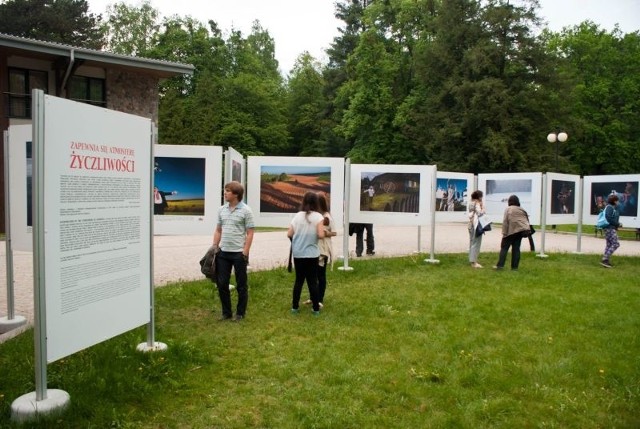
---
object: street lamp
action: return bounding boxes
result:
[546,131,568,232]
[547,131,568,172]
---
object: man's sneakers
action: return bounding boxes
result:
[600,259,613,268]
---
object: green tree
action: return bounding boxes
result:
[326,0,372,69]
[400,0,552,173]
[209,23,288,155]
[334,0,439,163]
[153,17,228,145]
[320,0,373,158]
[214,70,289,155]
[285,53,326,156]
[546,23,640,175]
[337,29,406,163]
[101,0,159,56]
[0,0,104,48]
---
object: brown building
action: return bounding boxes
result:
[0,33,194,232]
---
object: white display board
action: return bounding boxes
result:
[225,146,245,187]
[247,156,345,228]
[435,171,475,223]
[348,164,435,225]
[583,174,639,228]
[545,173,581,225]
[153,144,222,235]
[39,95,152,362]
[477,172,543,225]
[7,125,32,251]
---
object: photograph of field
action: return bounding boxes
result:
[162,198,205,215]
[154,156,206,216]
[260,165,331,213]
[359,172,420,213]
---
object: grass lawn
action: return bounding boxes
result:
[1,252,639,428]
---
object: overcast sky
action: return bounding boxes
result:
[87,0,640,74]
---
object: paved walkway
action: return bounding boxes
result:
[1,223,638,342]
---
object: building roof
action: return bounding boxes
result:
[0,33,194,78]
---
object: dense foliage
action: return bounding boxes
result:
[0,0,104,48]
[2,0,639,174]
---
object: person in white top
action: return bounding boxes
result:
[287,192,326,315]
[467,190,485,268]
[304,192,336,309]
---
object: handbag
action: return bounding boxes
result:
[521,211,535,237]
[596,208,610,229]
[475,222,488,237]
[521,225,535,237]
[478,214,492,231]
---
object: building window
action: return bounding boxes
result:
[8,68,47,118]
[68,76,106,107]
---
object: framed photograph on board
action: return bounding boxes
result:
[435,172,474,223]
[348,164,434,225]
[583,174,639,228]
[7,124,33,251]
[247,156,345,228]
[225,146,245,186]
[153,144,223,235]
[546,173,580,225]
[477,172,543,225]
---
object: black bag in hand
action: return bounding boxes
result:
[199,245,219,282]
[521,225,535,237]
[475,220,491,237]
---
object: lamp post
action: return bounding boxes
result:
[547,131,568,172]
[546,131,568,232]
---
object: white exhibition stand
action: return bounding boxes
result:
[11,390,70,423]
[0,131,27,334]
[137,129,167,353]
[11,92,70,420]
[11,91,165,422]
[338,159,354,271]
[574,178,585,254]
[536,174,550,258]
[424,167,440,264]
